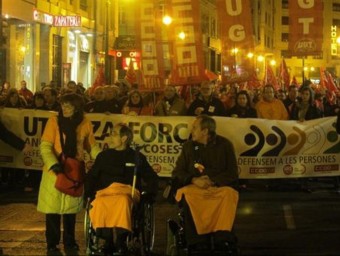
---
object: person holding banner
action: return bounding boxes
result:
[187,81,226,116]
[37,93,101,254]
[172,114,239,251]
[290,86,322,121]
[255,84,289,120]
[154,85,187,116]
[226,90,257,118]
[84,123,158,254]
[122,89,153,116]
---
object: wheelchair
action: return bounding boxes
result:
[84,191,155,256]
[165,210,239,256]
[164,179,239,256]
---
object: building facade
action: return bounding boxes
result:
[2,0,340,92]
[1,0,112,92]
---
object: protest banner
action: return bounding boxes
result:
[0,108,339,178]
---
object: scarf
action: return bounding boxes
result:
[58,111,83,158]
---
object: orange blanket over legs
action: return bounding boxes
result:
[89,183,140,231]
[175,185,239,235]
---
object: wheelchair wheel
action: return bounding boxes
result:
[84,199,100,255]
[84,199,92,250]
[141,202,155,254]
[165,219,187,256]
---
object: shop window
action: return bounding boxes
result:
[52,35,62,87]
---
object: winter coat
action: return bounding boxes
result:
[290,103,322,121]
[37,115,100,214]
[226,105,257,118]
[255,99,289,120]
[187,95,226,116]
[172,135,239,189]
[154,96,187,116]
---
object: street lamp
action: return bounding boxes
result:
[162,15,172,25]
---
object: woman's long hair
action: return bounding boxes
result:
[127,90,144,108]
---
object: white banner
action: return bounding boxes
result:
[0,109,339,179]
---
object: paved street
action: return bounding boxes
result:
[1,178,340,255]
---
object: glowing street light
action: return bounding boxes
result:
[247,52,254,58]
[257,55,264,62]
[231,48,239,55]
[270,60,276,66]
[178,31,186,40]
[162,15,172,25]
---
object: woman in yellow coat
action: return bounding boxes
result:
[37,93,100,254]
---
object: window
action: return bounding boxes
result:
[281,33,289,42]
[282,16,289,25]
[333,3,340,12]
[80,0,87,11]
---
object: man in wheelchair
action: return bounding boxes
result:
[171,115,239,254]
[84,123,158,255]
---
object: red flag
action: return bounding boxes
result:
[320,68,338,105]
[216,0,254,84]
[291,76,298,86]
[264,63,279,91]
[204,69,218,81]
[319,67,328,91]
[164,0,205,85]
[247,72,262,90]
[288,0,323,56]
[279,58,290,91]
[90,66,105,96]
[125,61,137,85]
[326,72,339,93]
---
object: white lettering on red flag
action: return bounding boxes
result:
[165,0,205,85]
[216,0,255,84]
[288,0,323,56]
[137,1,165,91]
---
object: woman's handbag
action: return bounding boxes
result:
[54,154,85,197]
[54,124,85,197]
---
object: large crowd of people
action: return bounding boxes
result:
[0,77,339,255]
[0,78,339,190]
[0,78,339,119]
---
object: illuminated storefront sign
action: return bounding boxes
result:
[33,9,53,25]
[108,50,141,69]
[33,9,81,27]
[330,26,337,56]
[54,16,81,27]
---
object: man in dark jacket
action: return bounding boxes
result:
[172,115,239,251]
[187,81,226,116]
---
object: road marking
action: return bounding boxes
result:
[283,204,296,230]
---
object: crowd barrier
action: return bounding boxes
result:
[0,108,339,178]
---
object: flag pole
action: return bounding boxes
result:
[302,56,305,85]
